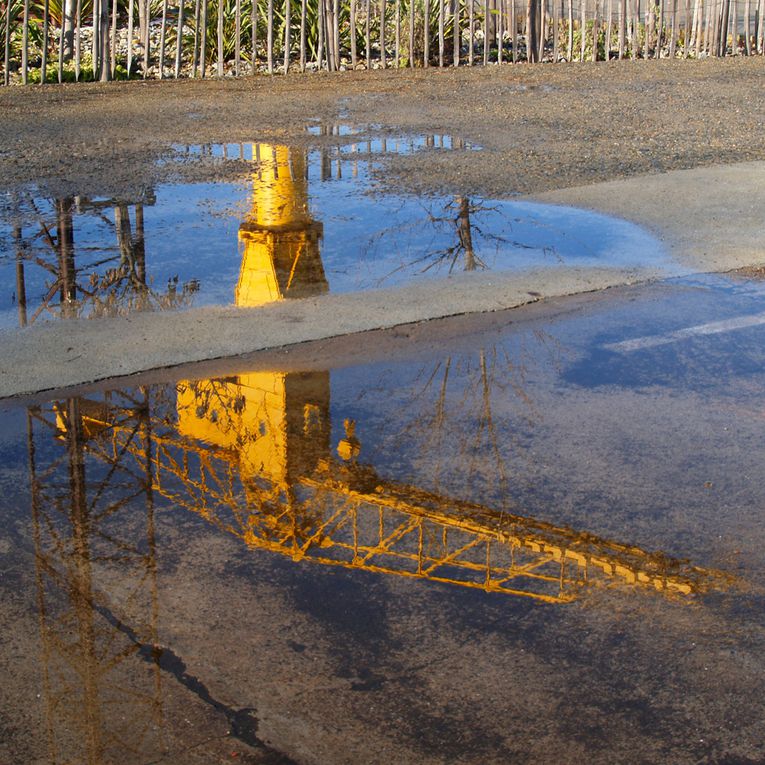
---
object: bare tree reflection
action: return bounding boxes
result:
[365,194,559,286]
[5,193,199,326]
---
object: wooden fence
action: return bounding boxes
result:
[2,0,764,84]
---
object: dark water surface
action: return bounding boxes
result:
[2,274,765,763]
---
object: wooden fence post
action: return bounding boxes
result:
[3,0,10,85]
[176,0,185,76]
[284,0,291,71]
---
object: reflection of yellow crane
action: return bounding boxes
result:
[236,144,327,306]
[156,399,726,603]
[161,143,728,603]
[58,384,728,606]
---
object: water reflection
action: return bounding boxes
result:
[238,144,327,305]
[29,394,164,764]
[32,377,724,607]
[21,335,732,761]
[1,135,668,328]
[4,193,199,327]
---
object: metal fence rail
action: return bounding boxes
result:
[2,0,764,84]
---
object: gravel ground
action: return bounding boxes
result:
[1,57,764,200]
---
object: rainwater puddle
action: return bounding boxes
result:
[0,130,668,330]
[3,281,765,762]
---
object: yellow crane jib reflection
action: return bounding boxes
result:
[59,375,729,605]
[237,144,327,307]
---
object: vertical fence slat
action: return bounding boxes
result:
[325,0,332,70]
[424,0,430,65]
[364,0,370,67]
[670,0,678,55]
[381,0,387,67]
[235,0,241,74]
[250,0,257,70]
[111,0,118,74]
[454,0,462,64]
[74,0,81,78]
[93,0,99,74]
[438,0,444,64]
[160,0,169,77]
[141,0,149,76]
[482,0,490,66]
[301,0,308,69]
[718,0,726,55]
[284,0,291,71]
[349,0,356,68]
[693,0,700,54]
[469,0,475,63]
[21,0,28,84]
[657,0,664,58]
[538,0,545,60]
[102,0,111,79]
[200,0,207,75]
[497,0,504,61]
[645,0,652,58]
[714,0,728,56]
[317,0,324,67]
[553,0,560,59]
[632,0,639,58]
[510,0,516,64]
[175,0,185,76]
[395,0,401,65]
[58,0,66,81]
[3,0,10,85]
[41,0,49,81]
[191,0,200,74]
[605,0,612,58]
[267,0,273,71]
[333,0,339,69]
[567,0,573,58]
[325,0,331,67]
[217,0,224,74]
[127,0,135,75]
[409,0,415,66]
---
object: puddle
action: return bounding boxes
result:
[4,286,765,763]
[0,131,668,330]
[565,273,765,391]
